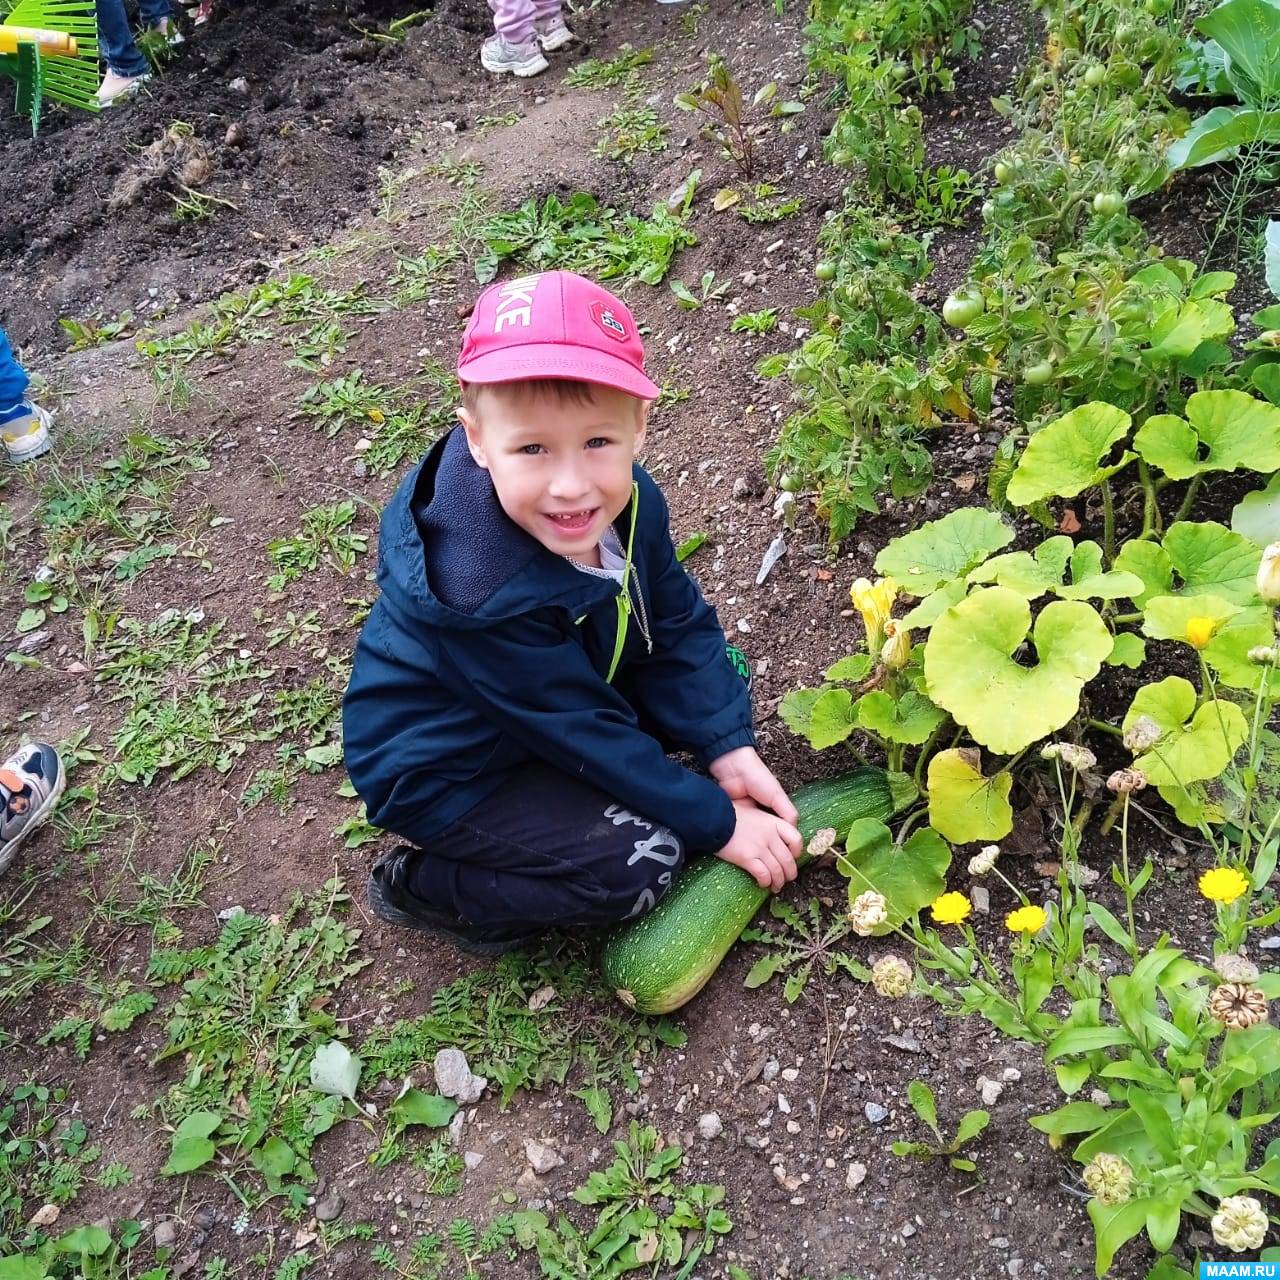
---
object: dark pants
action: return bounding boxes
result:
[96,0,172,76]
[402,762,686,931]
[0,329,29,410]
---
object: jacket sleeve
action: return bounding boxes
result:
[433,611,738,852]
[624,481,756,767]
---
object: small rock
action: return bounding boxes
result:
[900,1221,917,1238]
[1259,935,1280,950]
[1000,1067,1021,1083]
[154,1220,178,1248]
[17,630,51,654]
[978,1076,1004,1106]
[846,1161,867,1190]
[434,1048,488,1104]
[732,476,753,500]
[761,1059,780,1081]
[864,1102,888,1124]
[697,1112,723,1140]
[228,76,249,93]
[524,1138,564,1175]
[971,885,990,915]
[448,1111,465,1146]
[224,121,247,147]
[463,1151,485,1170]
[314,1190,344,1223]
[883,1034,920,1053]
[28,1204,60,1228]
[737,618,752,634]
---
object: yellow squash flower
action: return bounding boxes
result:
[1198,866,1250,904]
[1185,616,1219,650]
[881,621,912,671]
[1005,904,1048,934]
[850,577,898,639]
[930,891,972,926]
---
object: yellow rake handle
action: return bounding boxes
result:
[0,25,80,57]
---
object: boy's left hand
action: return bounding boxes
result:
[709,747,799,829]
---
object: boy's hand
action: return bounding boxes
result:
[709,746,800,827]
[716,799,801,892]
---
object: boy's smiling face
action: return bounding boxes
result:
[458,381,648,561]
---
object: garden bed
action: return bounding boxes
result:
[0,0,1276,1275]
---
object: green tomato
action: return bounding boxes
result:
[778,471,802,492]
[981,199,996,220]
[993,161,1012,184]
[942,292,985,328]
[1093,191,1126,216]
[1022,359,1055,386]
[1083,63,1106,87]
[814,260,837,282]
[889,62,909,82]
[832,148,854,167]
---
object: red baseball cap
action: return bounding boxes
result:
[457,271,661,400]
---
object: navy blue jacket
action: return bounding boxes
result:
[342,426,755,852]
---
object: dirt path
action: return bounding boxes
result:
[0,1,1160,1276]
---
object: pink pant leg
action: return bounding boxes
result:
[487,0,537,44]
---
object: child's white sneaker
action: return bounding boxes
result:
[480,34,549,77]
[0,401,53,464]
[534,15,575,51]
[96,68,152,105]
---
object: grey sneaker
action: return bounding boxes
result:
[480,34,549,77]
[0,742,65,876]
[534,15,575,51]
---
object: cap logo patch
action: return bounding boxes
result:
[493,274,542,332]
[591,300,628,342]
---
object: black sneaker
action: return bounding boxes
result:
[367,847,541,958]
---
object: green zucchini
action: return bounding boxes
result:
[602,767,917,1014]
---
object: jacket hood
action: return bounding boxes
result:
[375,426,624,631]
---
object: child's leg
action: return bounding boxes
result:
[397,762,687,932]
[486,0,537,46]
[95,0,151,75]
[530,0,564,26]
[0,329,29,411]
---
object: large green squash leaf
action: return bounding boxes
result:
[1006,403,1134,507]
[1204,604,1279,690]
[1141,592,1242,641]
[970,537,1143,601]
[857,689,947,745]
[874,508,1013,596]
[1123,676,1247,786]
[923,587,1113,755]
[1231,472,1280,545]
[839,819,951,930]
[926,747,1013,843]
[1133,389,1280,479]
[1114,521,1262,607]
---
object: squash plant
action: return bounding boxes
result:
[782,500,1278,851]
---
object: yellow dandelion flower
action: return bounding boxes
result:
[1005,904,1048,934]
[1198,866,1250,904]
[930,891,972,926]
[1185,616,1219,650]
[367,407,386,424]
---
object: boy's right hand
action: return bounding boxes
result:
[716,799,801,892]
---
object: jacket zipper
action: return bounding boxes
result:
[569,545,653,654]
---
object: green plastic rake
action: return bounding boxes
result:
[0,0,99,132]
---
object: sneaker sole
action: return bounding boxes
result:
[0,754,66,877]
[366,872,535,957]
[480,48,549,75]
[537,30,574,50]
[5,435,53,465]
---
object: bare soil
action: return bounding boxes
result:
[0,0,1254,1276]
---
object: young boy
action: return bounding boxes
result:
[344,271,801,956]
